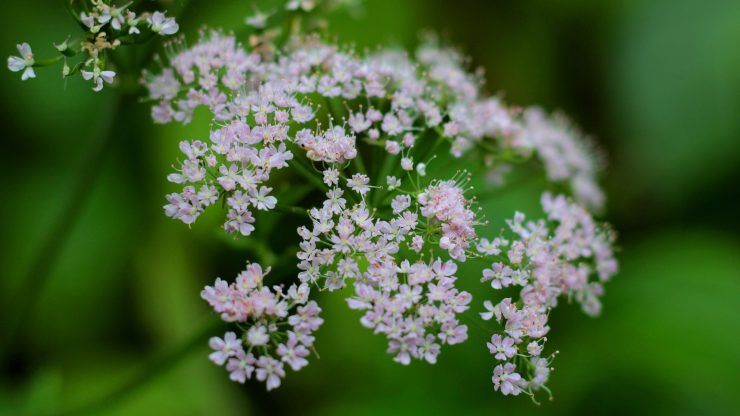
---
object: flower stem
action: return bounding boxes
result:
[273,205,310,217]
[288,157,328,192]
[33,55,64,67]
[0,95,123,361]
[51,317,222,416]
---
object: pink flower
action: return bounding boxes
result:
[255,356,285,391]
[492,363,523,396]
[226,349,255,383]
[347,173,370,195]
[277,333,310,371]
[208,332,243,365]
[487,334,517,360]
[388,335,418,365]
[249,186,277,210]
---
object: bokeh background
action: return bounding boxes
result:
[1,0,739,415]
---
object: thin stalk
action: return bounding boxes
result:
[0,0,195,362]
[352,148,367,175]
[371,152,397,206]
[289,158,328,192]
[33,55,64,67]
[272,205,310,217]
[52,317,222,416]
[0,96,122,360]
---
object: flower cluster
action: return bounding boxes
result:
[202,262,323,390]
[147,34,604,205]
[163,117,293,235]
[145,32,261,123]
[347,258,471,365]
[513,109,604,210]
[294,174,478,364]
[148,27,617,397]
[418,179,477,261]
[8,0,619,401]
[478,192,617,397]
[6,1,177,91]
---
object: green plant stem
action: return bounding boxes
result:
[33,55,64,67]
[352,147,368,175]
[0,0,195,363]
[52,317,222,416]
[273,205,310,217]
[289,158,328,192]
[0,96,122,361]
[371,152,398,206]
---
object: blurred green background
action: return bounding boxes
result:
[1,0,739,415]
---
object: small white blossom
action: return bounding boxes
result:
[148,11,179,35]
[81,67,116,92]
[7,43,35,81]
[416,163,427,177]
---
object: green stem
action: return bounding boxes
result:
[33,55,64,67]
[289,158,328,192]
[0,0,195,362]
[352,149,367,175]
[0,95,123,361]
[52,317,222,416]
[272,205,310,217]
[371,152,398,206]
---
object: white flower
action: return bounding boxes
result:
[246,325,270,346]
[286,0,316,12]
[80,12,100,32]
[148,11,178,35]
[347,173,370,195]
[7,43,35,81]
[249,186,277,211]
[401,157,413,171]
[245,10,272,29]
[125,11,141,35]
[480,300,495,321]
[81,67,116,92]
[416,162,427,177]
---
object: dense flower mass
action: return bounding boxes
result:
[141,6,617,399]
[202,262,322,390]
[418,179,477,261]
[163,118,293,234]
[294,178,477,364]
